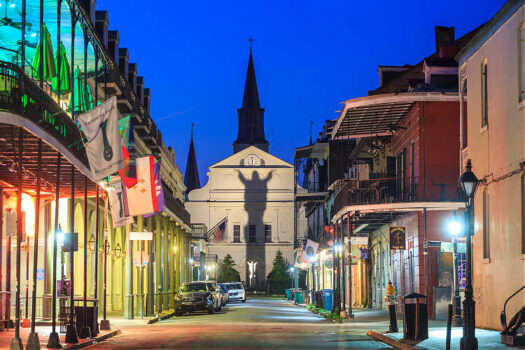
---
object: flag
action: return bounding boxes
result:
[211,220,227,242]
[144,163,165,218]
[118,116,137,188]
[122,155,158,216]
[304,239,319,261]
[77,96,123,180]
[107,176,134,228]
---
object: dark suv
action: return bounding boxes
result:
[174,281,222,316]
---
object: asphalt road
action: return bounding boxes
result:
[89,297,393,349]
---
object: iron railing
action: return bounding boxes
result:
[332,176,463,218]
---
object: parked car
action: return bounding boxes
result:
[174,281,222,316]
[225,282,246,303]
[218,283,229,306]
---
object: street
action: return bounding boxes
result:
[90,297,392,349]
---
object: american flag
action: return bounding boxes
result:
[210,219,227,242]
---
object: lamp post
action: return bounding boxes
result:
[448,216,463,327]
[459,159,479,350]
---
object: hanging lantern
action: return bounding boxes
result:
[113,242,122,258]
[88,234,96,252]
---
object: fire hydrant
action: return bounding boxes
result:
[384,281,398,332]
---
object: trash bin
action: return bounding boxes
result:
[295,289,304,304]
[315,291,324,309]
[403,292,428,341]
[285,289,293,300]
[321,289,333,311]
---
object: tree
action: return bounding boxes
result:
[267,250,292,295]
[267,250,289,281]
[217,254,241,283]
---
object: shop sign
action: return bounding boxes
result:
[129,231,153,241]
[133,251,149,267]
[440,242,466,254]
[389,226,406,250]
[351,236,368,246]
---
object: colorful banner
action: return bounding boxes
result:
[118,116,138,188]
[77,96,123,180]
[107,176,134,228]
[144,163,165,218]
[303,239,319,261]
[122,156,158,216]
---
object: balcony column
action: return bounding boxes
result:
[180,230,186,284]
[162,217,169,308]
[154,215,162,314]
[136,215,144,318]
[172,223,179,291]
[145,218,154,316]
[124,222,134,319]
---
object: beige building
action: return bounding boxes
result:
[457,0,525,330]
[186,146,295,290]
[184,51,296,290]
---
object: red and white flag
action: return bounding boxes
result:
[122,156,158,216]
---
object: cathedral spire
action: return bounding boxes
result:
[184,123,200,195]
[233,39,269,154]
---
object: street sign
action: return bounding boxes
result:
[426,241,442,248]
[129,231,153,241]
[389,227,406,250]
[351,236,368,246]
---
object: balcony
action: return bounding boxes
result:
[162,184,191,226]
[190,223,208,241]
[332,175,465,220]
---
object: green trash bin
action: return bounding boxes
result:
[295,289,304,304]
[285,289,293,300]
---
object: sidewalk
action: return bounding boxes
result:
[0,309,174,350]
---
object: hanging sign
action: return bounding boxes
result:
[77,96,124,181]
[36,268,45,281]
[351,236,368,246]
[107,176,134,228]
[129,231,153,241]
[389,226,406,250]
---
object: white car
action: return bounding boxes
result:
[225,282,246,302]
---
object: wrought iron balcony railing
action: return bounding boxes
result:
[332,176,463,218]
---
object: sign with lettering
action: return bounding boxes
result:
[129,231,153,241]
[389,226,406,250]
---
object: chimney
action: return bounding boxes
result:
[107,30,119,62]
[128,63,137,92]
[136,77,144,105]
[118,48,129,78]
[435,26,455,52]
[95,11,108,47]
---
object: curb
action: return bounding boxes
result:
[64,329,121,350]
[147,311,176,324]
[367,330,421,350]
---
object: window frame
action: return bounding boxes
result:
[481,59,488,128]
[248,225,256,243]
[264,224,272,243]
[233,224,241,243]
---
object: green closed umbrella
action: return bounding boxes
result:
[68,66,93,114]
[51,42,73,95]
[31,23,56,81]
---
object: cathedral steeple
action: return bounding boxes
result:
[233,40,269,154]
[184,123,200,196]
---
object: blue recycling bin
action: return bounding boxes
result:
[321,289,333,311]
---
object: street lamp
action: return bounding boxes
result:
[459,159,479,350]
[88,234,96,253]
[448,216,463,327]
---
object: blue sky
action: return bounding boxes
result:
[97,0,505,186]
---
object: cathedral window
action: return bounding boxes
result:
[264,225,272,242]
[233,225,241,243]
[248,225,257,243]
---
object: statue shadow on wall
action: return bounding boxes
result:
[237,169,273,291]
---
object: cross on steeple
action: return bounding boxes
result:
[248,35,255,53]
[191,122,195,140]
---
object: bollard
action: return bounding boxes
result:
[446,303,453,350]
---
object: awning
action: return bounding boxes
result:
[331,92,459,139]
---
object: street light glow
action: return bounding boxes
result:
[448,220,462,236]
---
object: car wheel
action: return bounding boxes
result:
[208,305,215,314]
[242,298,246,303]
[175,311,182,316]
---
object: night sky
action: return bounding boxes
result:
[97,0,505,186]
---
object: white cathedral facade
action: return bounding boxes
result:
[184,50,295,290]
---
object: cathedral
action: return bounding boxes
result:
[184,49,295,291]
